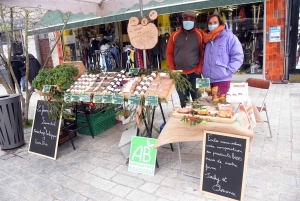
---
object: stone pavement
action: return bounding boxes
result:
[0,83,300,201]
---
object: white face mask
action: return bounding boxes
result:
[208,24,219,31]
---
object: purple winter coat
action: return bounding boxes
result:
[202,25,244,83]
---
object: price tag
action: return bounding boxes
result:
[196,78,210,88]
[128,95,141,106]
[42,85,51,93]
[71,94,81,102]
[128,68,140,76]
[112,94,124,104]
[102,94,113,103]
[81,94,91,102]
[145,95,158,107]
[64,93,71,103]
[93,94,103,103]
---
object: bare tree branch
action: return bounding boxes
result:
[41,11,70,69]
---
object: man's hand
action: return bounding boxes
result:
[195,71,201,75]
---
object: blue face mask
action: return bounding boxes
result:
[183,21,194,31]
[208,24,219,32]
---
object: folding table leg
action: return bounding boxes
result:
[265,106,272,138]
[159,103,174,151]
[177,142,200,179]
[68,129,76,150]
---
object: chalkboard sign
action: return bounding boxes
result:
[81,94,91,102]
[112,94,124,104]
[93,94,103,103]
[28,100,62,160]
[102,94,113,103]
[128,95,141,106]
[128,68,140,75]
[64,93,71,103]
[200,131,249,201]
[42,85,51,93]
[196,78,210,88]
[71,94,81,102]
[145,95,158,107]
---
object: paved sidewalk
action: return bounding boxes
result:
[0,83,299,201]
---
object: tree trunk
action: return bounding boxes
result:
[0,70,13,93]
[23,10,30,126]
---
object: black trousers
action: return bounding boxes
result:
[176,72,202,108]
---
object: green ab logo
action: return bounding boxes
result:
[128,136,157,176]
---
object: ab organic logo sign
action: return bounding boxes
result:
[128,136,157,176]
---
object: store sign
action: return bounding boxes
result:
[64,93,71,103]
[71,94,80,102]
[112,94,124,104]
[42,85,51,93]
[269,26,281,42]
[93,94,103,103]
[102,94,113,103]
[145,95,158,107]
[81,94,91,102]
[200,131,249,201]
[196,78,210,89]
[128,136,157,176]
[128,95,141,106]
[129,68,140,76]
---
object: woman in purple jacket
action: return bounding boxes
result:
[202,14,244,94]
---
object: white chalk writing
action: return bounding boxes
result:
[212,182,236,197]
[205,163,217,171]
[217,146,243,153]
[220,140,241,147]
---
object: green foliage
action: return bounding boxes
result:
[32,65,78,91]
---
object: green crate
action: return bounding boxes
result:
[77,107,114,122]
[76,107,116,136]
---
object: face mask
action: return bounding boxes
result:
[208,24,219,31]
[183,21,194,31]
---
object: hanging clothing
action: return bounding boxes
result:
[109,47,120,67]
[130,50,135,68]
[101,54,107,72]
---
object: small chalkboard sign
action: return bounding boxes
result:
[200,131,249,201]
[93,94,103,103]
[112,94,124,104]
[128,95,141,106]
[145,95,158,107]
[64,93,71,103]
[196,78,210,88]
[81,94,91,102]
[28,100,62,160]
[71,94,81,102]
[128,68,140,75]
[42,85,51,93]
[102,94,113,103]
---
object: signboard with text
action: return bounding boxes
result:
[200,131,249,201]
[28,100,62,160]
[269,26,281,42]
[196,78,210,88]
[128,136,157,176]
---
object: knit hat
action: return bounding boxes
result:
[182,10,197,18]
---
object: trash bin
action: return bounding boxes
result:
[0,94,24,149]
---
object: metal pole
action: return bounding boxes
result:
[139,0,148,69]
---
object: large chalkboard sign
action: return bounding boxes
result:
[28,100,62,160]
[200,131,249,201]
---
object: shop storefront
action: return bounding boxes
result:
[29,0,286,82]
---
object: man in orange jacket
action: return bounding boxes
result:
[167,10,204,108]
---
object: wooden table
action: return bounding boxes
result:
[153,104,263,178]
